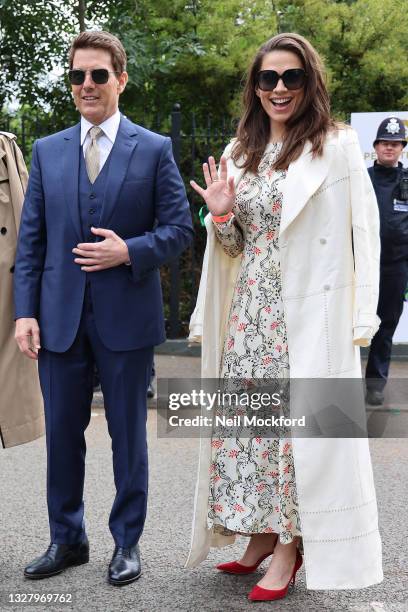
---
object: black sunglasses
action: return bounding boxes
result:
[257,69,307,91]
[68,68,120,85]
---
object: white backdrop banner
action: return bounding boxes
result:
[350,111,408,343]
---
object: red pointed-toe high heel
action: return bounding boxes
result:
[216,550,275,575]
[248,549,303,601]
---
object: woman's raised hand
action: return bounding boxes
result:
[190,156,236,217]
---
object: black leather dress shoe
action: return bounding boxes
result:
[108,544,141,586]
[24,538,89,579]
[366,388,384,406]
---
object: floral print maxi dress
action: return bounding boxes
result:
[207,142,302,544]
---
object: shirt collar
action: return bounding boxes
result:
[80,109,121,145]
[374,160,402,170]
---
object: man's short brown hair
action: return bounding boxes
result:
[68,31,127,74]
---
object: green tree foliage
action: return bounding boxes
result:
[0,0,116,115]
[107,0,408,125]
[1,0,407,123]
[109,0,280,124]
[0,0,68,110]
[276,0,408,118]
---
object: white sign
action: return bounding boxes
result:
[350,111,408,343]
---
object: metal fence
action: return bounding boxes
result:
[0,106,236,338]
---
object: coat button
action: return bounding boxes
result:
[323,284,330,291]
[89,194,96,199]
[1,227,6,235]
[89,208,96,214]
[320,238,327,244]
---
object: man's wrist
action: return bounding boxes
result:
[123,243,131,266]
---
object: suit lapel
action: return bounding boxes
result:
[279,141,332,236]
[62,124,82,241]
[99,116,138,228]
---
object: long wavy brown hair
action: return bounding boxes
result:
[232,33,337,173]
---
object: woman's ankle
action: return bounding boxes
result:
[239,533,277,566]
[272,537,299,559]
[250,533,277,544]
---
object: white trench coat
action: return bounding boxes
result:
[185,127,383,590]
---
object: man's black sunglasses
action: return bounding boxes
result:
[257,68,307,91]
[68,68,120,85]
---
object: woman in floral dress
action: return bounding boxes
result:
[191,36,316,599]
[206,141,302,550]
[190,32,334,601]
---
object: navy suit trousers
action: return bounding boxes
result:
[38,285,154,547]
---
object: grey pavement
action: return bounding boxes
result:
[0,355,407,612]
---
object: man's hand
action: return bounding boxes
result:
[15,318,41,360]
[72,227,130,272]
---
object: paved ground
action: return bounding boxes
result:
[0,355,407,612]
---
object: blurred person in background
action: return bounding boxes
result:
[365,117,408,405]
[0,130,44,449]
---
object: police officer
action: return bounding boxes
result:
[366,116,408,405]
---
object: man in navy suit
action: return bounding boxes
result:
[14,31,193,585]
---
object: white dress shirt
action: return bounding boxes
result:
[80,109,121,169]
[80,109,130,263]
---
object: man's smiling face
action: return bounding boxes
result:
[375,140,404,167]
[71,47,127,125]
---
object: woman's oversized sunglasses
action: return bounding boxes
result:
[257,68,307,91]
[68,69,120,85]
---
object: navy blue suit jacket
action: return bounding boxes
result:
[14,115,193,352]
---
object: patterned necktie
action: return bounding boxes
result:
[85,126,103,184]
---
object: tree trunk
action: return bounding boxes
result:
[78,0,86,31]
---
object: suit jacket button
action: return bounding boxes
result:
[1,227,6,235]
[323,284,330,291]
[320,238,327,244]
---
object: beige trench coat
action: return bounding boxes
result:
[0,132,44,448]
[186,127,383,589]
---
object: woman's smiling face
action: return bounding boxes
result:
[256,50,305,131]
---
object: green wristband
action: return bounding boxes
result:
[199,205,209,227]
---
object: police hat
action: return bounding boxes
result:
[373,116,407,147]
